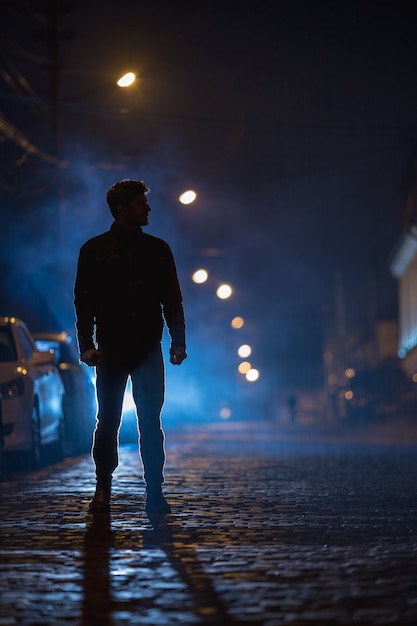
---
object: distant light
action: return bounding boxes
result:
[238,344,251,358]
[238,361,251,374]
[219,407,231,420]
[344,390,354,400]
[179,190,197,205]
[231,316,244,329]
[216,284,233,299]
[345,368,356,379]
[123,380,135,412]
[246,368,259,382]
[117,72,136,87]
[192,269,208,284]
[92,376,135,411]
[413,373,417,383]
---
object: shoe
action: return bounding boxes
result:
[88,485,110,513]
[145,489,171,514]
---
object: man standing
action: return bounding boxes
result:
[74,179,187,514]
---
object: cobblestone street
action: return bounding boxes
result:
[1,421,417,625]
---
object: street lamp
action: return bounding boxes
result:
[246,368,260,382]
[179,190,197,205]
[238,344,252,358]
[238,361,252,374]
[55,69,138,253]
[216,284,233,299]
[192,269,209,284]
[231,316,244,329]
[56,68,138,195]
[117,72,136,87]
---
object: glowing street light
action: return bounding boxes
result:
[246,368,260,382]
[192,268,208,284]
[216,284,233,299]
[238,344,252,358]
[117,72,136,87]
[238,361,252,374]
[231,316,244,329]
[179,190,197,205]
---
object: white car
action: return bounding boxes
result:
[0,316,65,468]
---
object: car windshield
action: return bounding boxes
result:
[35,340,62,362]
[0,326,17,362]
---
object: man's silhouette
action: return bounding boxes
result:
[74,179,186,514]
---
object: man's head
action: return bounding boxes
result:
[106,179,150,219]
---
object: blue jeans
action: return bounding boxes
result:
[93,343,165,487]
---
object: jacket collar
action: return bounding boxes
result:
[110,221,143,240]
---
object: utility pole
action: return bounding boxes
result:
[29,1,74,237]
[28,1,74,329]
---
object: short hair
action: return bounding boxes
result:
[106,179,150,218]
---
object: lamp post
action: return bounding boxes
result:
[50,71,138,330]
[117,72,137,87]
[55,71,138,233]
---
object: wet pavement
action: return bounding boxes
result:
[1,420,417,625]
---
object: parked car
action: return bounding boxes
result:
[33,331,97,455]
[0,316,65,468]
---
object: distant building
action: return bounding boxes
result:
[390,222,417,378]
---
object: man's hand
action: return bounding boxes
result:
[170,346,187,365]
[80,348,100,366]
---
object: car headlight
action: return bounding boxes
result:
[1,377,24,399]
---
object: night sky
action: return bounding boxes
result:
[2,1,417,413]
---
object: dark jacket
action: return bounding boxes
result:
[74,222,186,363]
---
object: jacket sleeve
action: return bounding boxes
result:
[161,244,186,350]
[74,244,97,355]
